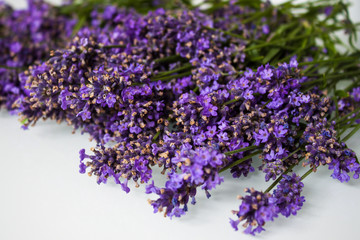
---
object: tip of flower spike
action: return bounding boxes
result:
[229,218,240,231]
[21,125,29,130]
[205,190,211,199]
[79,162,86,174]
[79,148,87,161]
[120,179,130,193]
[231,210,238,215]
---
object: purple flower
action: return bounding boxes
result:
[168,207,186,219]
[262,24,270,34]
[59,89,72,110]
[290,57,298,68]
[254,129,269,144]
[79,149,88,174]
[130,126,142,134]
[208,105,218,116]
[77,108,91,121]
[243,89,254,100]
[147,147,225,218]
[206,126,217,138]
[105,93,116,108]
[218,132,229,142]
[303,120,360,182]
[265,150,276,161]
[229,219,240,231]
[260,68,273,80]
[270,173,305,217]
[301,94,310,103]
[10,42,22,53]
[194,132,207,145]
[351,87,360,102]
[145,181,160,194]
[166,173,185,191]
[274,125,287,138]
[324,6,333,16]
[238,77,249,89]
[244,69,254,78]
[230,188,278,235]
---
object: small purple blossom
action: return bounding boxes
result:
[254,129,269,144]
[260,68,273,80]
[274,125,288,138]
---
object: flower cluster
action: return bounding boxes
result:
[230,188,278,235]
[270,173,305,217]
[17,3,276,142]
[1,0,359,236]
[146,147,225,218]
[230,173,305,235]
[16,3,288,196]
[0,0,75,112]
[303,119,360,182]
[337,86,360,125]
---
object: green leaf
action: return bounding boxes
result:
[72,16,86,37]
[262,48,280,64]
[335,90,350,98]
[21,118,28,125]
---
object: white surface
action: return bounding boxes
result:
[1,110,360,240]
[1,0,360,240]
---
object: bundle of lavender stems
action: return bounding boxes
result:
[1,0,360,235]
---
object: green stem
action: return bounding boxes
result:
[219,150,262,173]
[151,71,192,82]
[223,97,241,106]
[155,63,193,77]
[154,55,183,64]
[264,165,296,193]
[245,33,313,52]
[102,44,126,48]
[224,145,260,156]
[337,110,360,136]
[263,148,303,193]
[333,107,360,123]
[335,109,360,127]
[302,70,360,90]
[341,124,360,142]
[284,148,302,161]
[345,77,360,92]
[242,8,272,24]
[298,56,358,67]
[338,128,347,137]
[300,168,314,181]
[0,65,25,70]
[333,85,339,120]
[307,69,360,80]
[323,70,360,81]
[203,26,247,41]
[152,130,161,141]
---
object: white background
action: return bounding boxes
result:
[1,0,360,240]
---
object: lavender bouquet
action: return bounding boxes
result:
[1,0,360,235]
